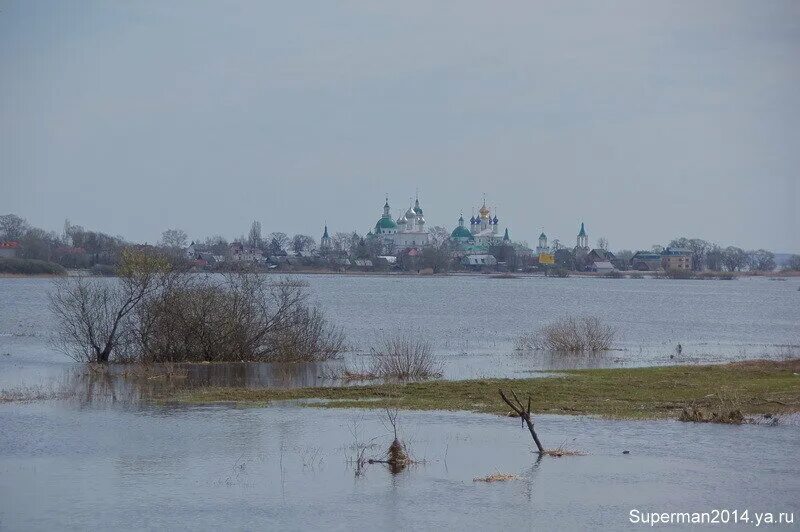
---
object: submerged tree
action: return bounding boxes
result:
[49,249,172,363]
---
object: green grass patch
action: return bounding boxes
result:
[164,359,800,420]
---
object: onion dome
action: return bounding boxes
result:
[417,215,426,225]
[396,215,406,225]
[493,215,498,225]
[451,226,472,239]
[405,206,416,220]
[470,216,476,225]
[539,232,546,239]
[375,217,397,232]
[413,197,423,215]
[479,201,490,219]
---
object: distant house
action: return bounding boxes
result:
[661,247,692,271]
[0,241,20,259]
[353,259,373,268]
[630,251,662,271]
[229,243,265,263]
[591,261,616,274]
[588,248,616,263]
[462,254,498,270]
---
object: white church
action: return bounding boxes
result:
[373,196,430,253]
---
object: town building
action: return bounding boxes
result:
[661,247,693,271]
[630,251,662,271]
[462,254,498,270]
[591,261,616,274]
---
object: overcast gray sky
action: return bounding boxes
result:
[1,1,798,251]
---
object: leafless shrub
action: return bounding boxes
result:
[368,334,441,380]
[135,274,343,363]
[515,316,615,352]
[50,249,343,364]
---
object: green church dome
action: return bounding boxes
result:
[451,226,473,239]
[375,217,397,231]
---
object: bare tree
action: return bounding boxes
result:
[267,232,289,254]
[748,249,776,272]
[49,249,172,363]
[705,244,724,271]
[0,214,29,241]
[159,228,188,250]
[428,226,450,247]
[248,221,263,250]
[291,234,316,255]
[722,246,748,271]
[596,237,608,251]
[331,232,351,255]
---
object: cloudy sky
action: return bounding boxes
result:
[1,1,798,251]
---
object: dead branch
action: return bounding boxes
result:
[499,388,544,454]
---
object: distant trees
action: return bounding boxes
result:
[786,255,800,271]
[554,249,576,270]
[613,250,633,271]
[291,234,316,255]
[722,246,748,272]
[248,221,263,250]
[202,235,230,256]
[428,226,451,248]
[705,245,725,272]
[267,232,289,255]
[159,229,188,250]
[331,232,350,255]
[748,249,776,272]
[596,237,608,251]
[0,214,29,241]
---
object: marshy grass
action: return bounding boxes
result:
[515,316,615,352]
[167,359,800,421]
[367,334,442,380]
[473,472,519,482]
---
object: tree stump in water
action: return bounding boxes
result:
[499,389,545,454]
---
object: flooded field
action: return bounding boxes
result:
[1,402,798,530]
[1,275,798,529]
[1,274,799,388]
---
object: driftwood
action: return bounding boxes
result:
[499,389,545,454]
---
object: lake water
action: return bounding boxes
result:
[1,275,798,530]
[1,274,798,387]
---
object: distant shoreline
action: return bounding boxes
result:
[1,269,798,280]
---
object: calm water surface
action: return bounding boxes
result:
[1,402,798,530]
[1,275,798,387]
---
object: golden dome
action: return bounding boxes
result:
[479,201,490,219]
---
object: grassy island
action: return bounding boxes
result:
[166,359,800,420]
